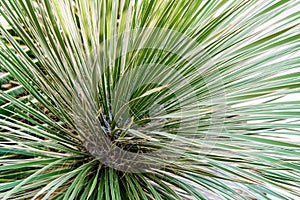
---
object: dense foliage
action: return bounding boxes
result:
[0,0,300,199]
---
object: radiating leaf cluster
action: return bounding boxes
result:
[0,0,300,199]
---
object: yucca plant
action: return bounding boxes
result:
[1,0,300,199]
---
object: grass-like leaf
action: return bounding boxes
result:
[0,0,300,199]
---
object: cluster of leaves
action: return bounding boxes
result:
[0,0,300,199]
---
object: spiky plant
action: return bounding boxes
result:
[1,0,300,199]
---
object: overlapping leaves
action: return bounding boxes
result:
[0,0,300,199]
